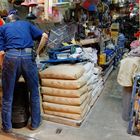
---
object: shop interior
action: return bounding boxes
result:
[0,0,139,139]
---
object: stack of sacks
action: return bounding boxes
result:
[82,62,104,106]
[91,67,104,99]
[40,64,91,121]
[82,48,98,64]
[83,62,94,104]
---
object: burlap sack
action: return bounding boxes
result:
[44,102,89,120]
[41,84,88,98]
[42,96,89,114]
[39,64,85,80]
[41,74,87,89]
[42,92,88,106]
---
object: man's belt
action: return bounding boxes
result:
[7,48,32,53]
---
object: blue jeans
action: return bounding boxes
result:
[1,49,41,130]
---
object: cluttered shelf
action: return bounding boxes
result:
[79,38,99,45]
[100,52,116,67]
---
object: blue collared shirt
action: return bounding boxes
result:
[0,20,43,51]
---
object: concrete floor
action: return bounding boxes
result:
[1,69,140,140]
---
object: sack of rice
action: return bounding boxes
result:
[39,64,85,80]
[44,103,89,120]
[42,92,88,106]
[41,85,88,98]
[41,74,87,89]
[42,96,89,114]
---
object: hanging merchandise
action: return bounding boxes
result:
[97,0,110,27]
[21,0,29,6]
[37,0,44,4]
[129,2,139,18]
[128,31,140,57]
[44,0,53,20]
[21,0,38,19]
[0,0,9,17]
[130,40,140,50]
[35,4,45,23]
[28,0,38,7]
[129,31,140,50]
[129,3,134,13]
[110,23,119,39]
[118,0,126,7]
[51,6,63,23]
[134,31,140,39]
[97,0,105,13]
[81,0,98,12]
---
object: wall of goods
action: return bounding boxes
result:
[0,0,139,127]
[0,0,9,17]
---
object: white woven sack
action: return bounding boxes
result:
[85,68,93,81]
[83,62,93,72]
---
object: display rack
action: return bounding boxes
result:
[100,53,116,75]
[99,38,116,80]
[46,22,77,49]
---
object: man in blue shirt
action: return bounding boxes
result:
[0,14,48,133]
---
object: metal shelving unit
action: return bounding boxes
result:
[47,22,77,49]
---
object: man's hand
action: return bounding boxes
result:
[0,51,5,66]
[36,33,48,55]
